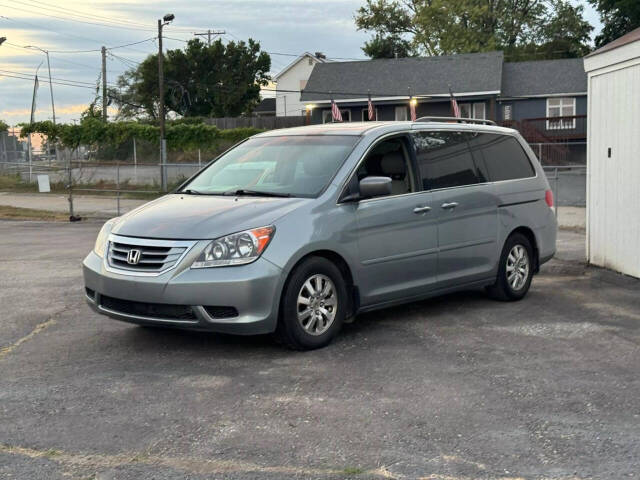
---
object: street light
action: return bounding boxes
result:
[158,13,174,191]
[24,45,56,126]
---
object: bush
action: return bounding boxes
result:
[19,120,263,152]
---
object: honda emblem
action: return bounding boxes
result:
[127,249,141,265]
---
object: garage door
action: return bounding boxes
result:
[588,62,640,277]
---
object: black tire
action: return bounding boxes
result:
[274,257,347,350]
[486,233,534,301]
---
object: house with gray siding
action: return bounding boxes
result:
[300,52,587,163]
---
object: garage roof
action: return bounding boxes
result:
[586,26,640,57]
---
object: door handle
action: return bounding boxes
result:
[441,202,459,210]
[413,206,431,214]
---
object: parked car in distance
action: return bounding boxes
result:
[83,120,557,350]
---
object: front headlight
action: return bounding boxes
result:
[191,226,275,268]
[93,217,120,258]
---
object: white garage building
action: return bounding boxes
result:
[584,27,640,278]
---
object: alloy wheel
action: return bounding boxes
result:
[506,244,530,291]
[296,274,337,336]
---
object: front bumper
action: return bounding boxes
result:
[83,250,284,335]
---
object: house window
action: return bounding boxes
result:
[459,103,472,118]
[459,102,486,119]
[473,103,485,120]
[361,108,378,121]
[503,104,512,121]
[547,97,576,129]
[322,109,351,123]
[395,106,408,121]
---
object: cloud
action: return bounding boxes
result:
[0,0,369,124]
[0,104,88,117]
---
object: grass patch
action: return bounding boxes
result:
[0,174,185,200]
[342,467,364,475]
[0,206,71,221]
[43,448,62,458]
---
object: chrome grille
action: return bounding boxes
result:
[106,235,195,276]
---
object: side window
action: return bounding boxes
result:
[467,133,535,182]
[412,131,481,190]
[355,137,415,196]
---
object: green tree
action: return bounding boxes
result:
[0,119,8,132]
[362,33,412,58]
[355,0,592,59]
[114,38,271,120]
[505,1,594,60]
[589,0,640,47]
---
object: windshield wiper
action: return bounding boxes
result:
[224,189,291,198]
[181,189,225,195]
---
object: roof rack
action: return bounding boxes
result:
[415,116,496,126]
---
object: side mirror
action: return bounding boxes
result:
[359,176,392,199]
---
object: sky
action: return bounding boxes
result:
[0,0,603,126]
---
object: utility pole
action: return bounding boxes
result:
[158,14,174,192]
[194,29,225,46]
[26,46,55,125]
[26,45,57,163]
[101,46,107,121]
[45,50,55,125]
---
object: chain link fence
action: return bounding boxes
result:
[0,133,587,220]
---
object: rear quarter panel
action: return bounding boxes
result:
[494,135,557,266]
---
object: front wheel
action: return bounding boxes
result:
[274,257,347,350]
[487,233,534,301]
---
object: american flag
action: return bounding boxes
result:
[331,99,343,122]
[409,97,417,121]
[449,87,461,118]
[367,94,375,121]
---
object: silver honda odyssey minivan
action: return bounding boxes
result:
[84,120,557,350]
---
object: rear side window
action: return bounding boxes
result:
[412,131,481,190]
[468,133,535,182]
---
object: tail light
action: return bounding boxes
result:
[545,189,554,208]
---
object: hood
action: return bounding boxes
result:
[112,194,310,240]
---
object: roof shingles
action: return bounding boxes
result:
[501,59,587,97]
[301,51,504,101]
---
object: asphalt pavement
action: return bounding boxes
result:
[0,221,638,480]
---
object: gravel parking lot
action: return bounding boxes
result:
[1,221,639,480]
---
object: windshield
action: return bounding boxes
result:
[181,135,359,197]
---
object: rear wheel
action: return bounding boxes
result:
[487,233,534,301]
[274,257,347,350]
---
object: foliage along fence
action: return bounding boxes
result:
[206,116,306,130]
[19,119,263,152]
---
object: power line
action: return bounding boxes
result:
[4,43,99,70]
[15,0,167,31]
[0,12,106,45]
[0,71,96,89]
[4,37,157,54]
[6,1,158,32]
[0,68,118,87]
[0,71,146,112]
[107,38,157,51]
